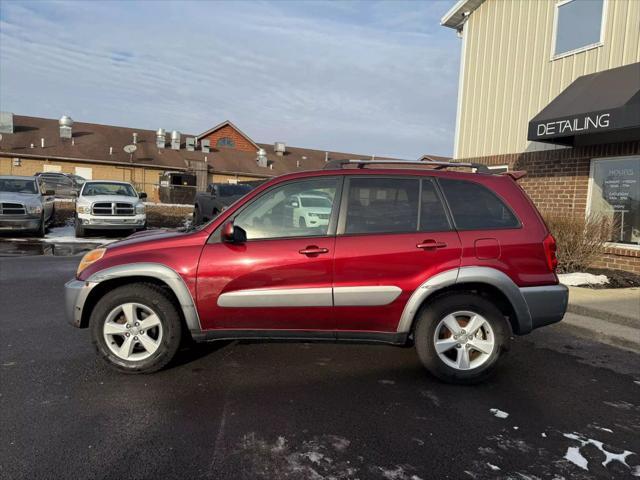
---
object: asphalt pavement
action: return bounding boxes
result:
[1,255,639,480]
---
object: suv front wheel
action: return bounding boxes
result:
[90,283,182,373]
[414,293,510,384]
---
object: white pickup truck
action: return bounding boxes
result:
[75,181,146,237]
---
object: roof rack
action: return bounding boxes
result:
[323,159,492,174]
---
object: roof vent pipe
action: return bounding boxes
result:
[41,138,45,148]
[274,142,286,156]
[133,132,138,144]
[109,146,113,155]
[324,152,329,162]
[257,148,268,168]
[59,115,73,139]
[156,128,166,149]
[170,130,180,150]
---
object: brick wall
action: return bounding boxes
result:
[458,140,640,274]
[201,125,256,153]
[0,156,166,202]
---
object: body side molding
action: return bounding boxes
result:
[333,286,402,306]
[87,262,202,333]
[217,287,333,308]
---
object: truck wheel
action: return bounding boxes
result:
[33,213,46,238]
[193,205,202,225]
[90,283,183,374]
[75,217,85,238]
[414,293,510,384]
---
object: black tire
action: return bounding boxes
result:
[193,205,202,225]
[414,293,510,384]
[90,283,183,374]
[33,213,46,237]
[74,217,85,238]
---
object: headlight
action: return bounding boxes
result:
[135,203,145,214]
[77,248,106,277]
[26,204,42,214]
[76,205,91,214]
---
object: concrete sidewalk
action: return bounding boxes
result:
[561,287,640,353]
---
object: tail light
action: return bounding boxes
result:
[543,233,558,272]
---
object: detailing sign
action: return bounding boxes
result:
[534,113,610,139]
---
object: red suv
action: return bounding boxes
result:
[65,160,568,383]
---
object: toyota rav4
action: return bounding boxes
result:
[65,160,568,383]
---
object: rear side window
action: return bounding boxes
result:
[439,178,520,230]
[345,177,419,234]
[420,179,451,232]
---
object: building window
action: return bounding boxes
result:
[216,137,235,148]
[553,0,605,58]
[588,156,640,246]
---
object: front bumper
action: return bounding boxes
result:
[520,284,569,330]
[77,213,146,230]
[65,279,98,328]
[0,216,41,231]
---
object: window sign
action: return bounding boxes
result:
[589,156,640,245]
[554,0,605,58]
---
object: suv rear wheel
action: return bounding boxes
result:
[414,293,510,384]
[90,283,182,374]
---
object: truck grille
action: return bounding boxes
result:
[0,203,26,215]
[91,202,135,216]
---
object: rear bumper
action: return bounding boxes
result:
[520,284,569,330]
[65,279,98,328]
[0,216,40,230]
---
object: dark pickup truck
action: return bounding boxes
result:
[193,183,255,225]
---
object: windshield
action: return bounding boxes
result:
[82,182,136,197]
[218,184,253,196]
[0,179,38,194]
[301,196,332,208]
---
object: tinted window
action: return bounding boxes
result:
[0,179,38,194]
[218,184,253,196]
[439,179,519,230]
[234,178,338,240]
[345,177,419,234]
[420,179,451,232]
[555,0,604,56]
[82,182,137,197]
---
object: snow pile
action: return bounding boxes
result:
[489,408,509,419]
[558,272,609,287]
[42,226,119,244]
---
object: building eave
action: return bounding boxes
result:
[0,151,188,171]
[441,0,484,29]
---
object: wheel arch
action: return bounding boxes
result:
[80,263,201,336]
[398,267,533,336]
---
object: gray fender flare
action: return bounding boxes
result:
[396,266,533,334]
[87,262,201,333]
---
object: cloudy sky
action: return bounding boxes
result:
[0,0,460,158]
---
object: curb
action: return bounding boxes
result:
[560,312,640,354]
[567,304,638,329]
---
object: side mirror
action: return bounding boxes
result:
[290,201,299,208]
[221,221,247,244]
[139,192,148,199]
[45,190,55,196]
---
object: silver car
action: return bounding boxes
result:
[0,176,55,237]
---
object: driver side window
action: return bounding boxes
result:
[234,178,338,240]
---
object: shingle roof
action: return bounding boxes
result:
[0,115,448,177]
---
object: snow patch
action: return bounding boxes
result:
[43,226,119,244]
[379,379,395,385]
[489,408,509,419]
[563,432,636,473]
[486,463,500,471]
[558,272,608,286]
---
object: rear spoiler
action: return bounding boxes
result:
[500,170,527,181]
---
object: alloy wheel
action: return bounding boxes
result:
[433,310,495,370]
[103,302,163,361]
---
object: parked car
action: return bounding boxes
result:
[287,192,332,228]
[35,172,84,198]
[193,183,255,225]
[74,180,147,237]
[65,160,568,383]
[0,175,55,237]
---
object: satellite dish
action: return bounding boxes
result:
[123,144,137,154]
